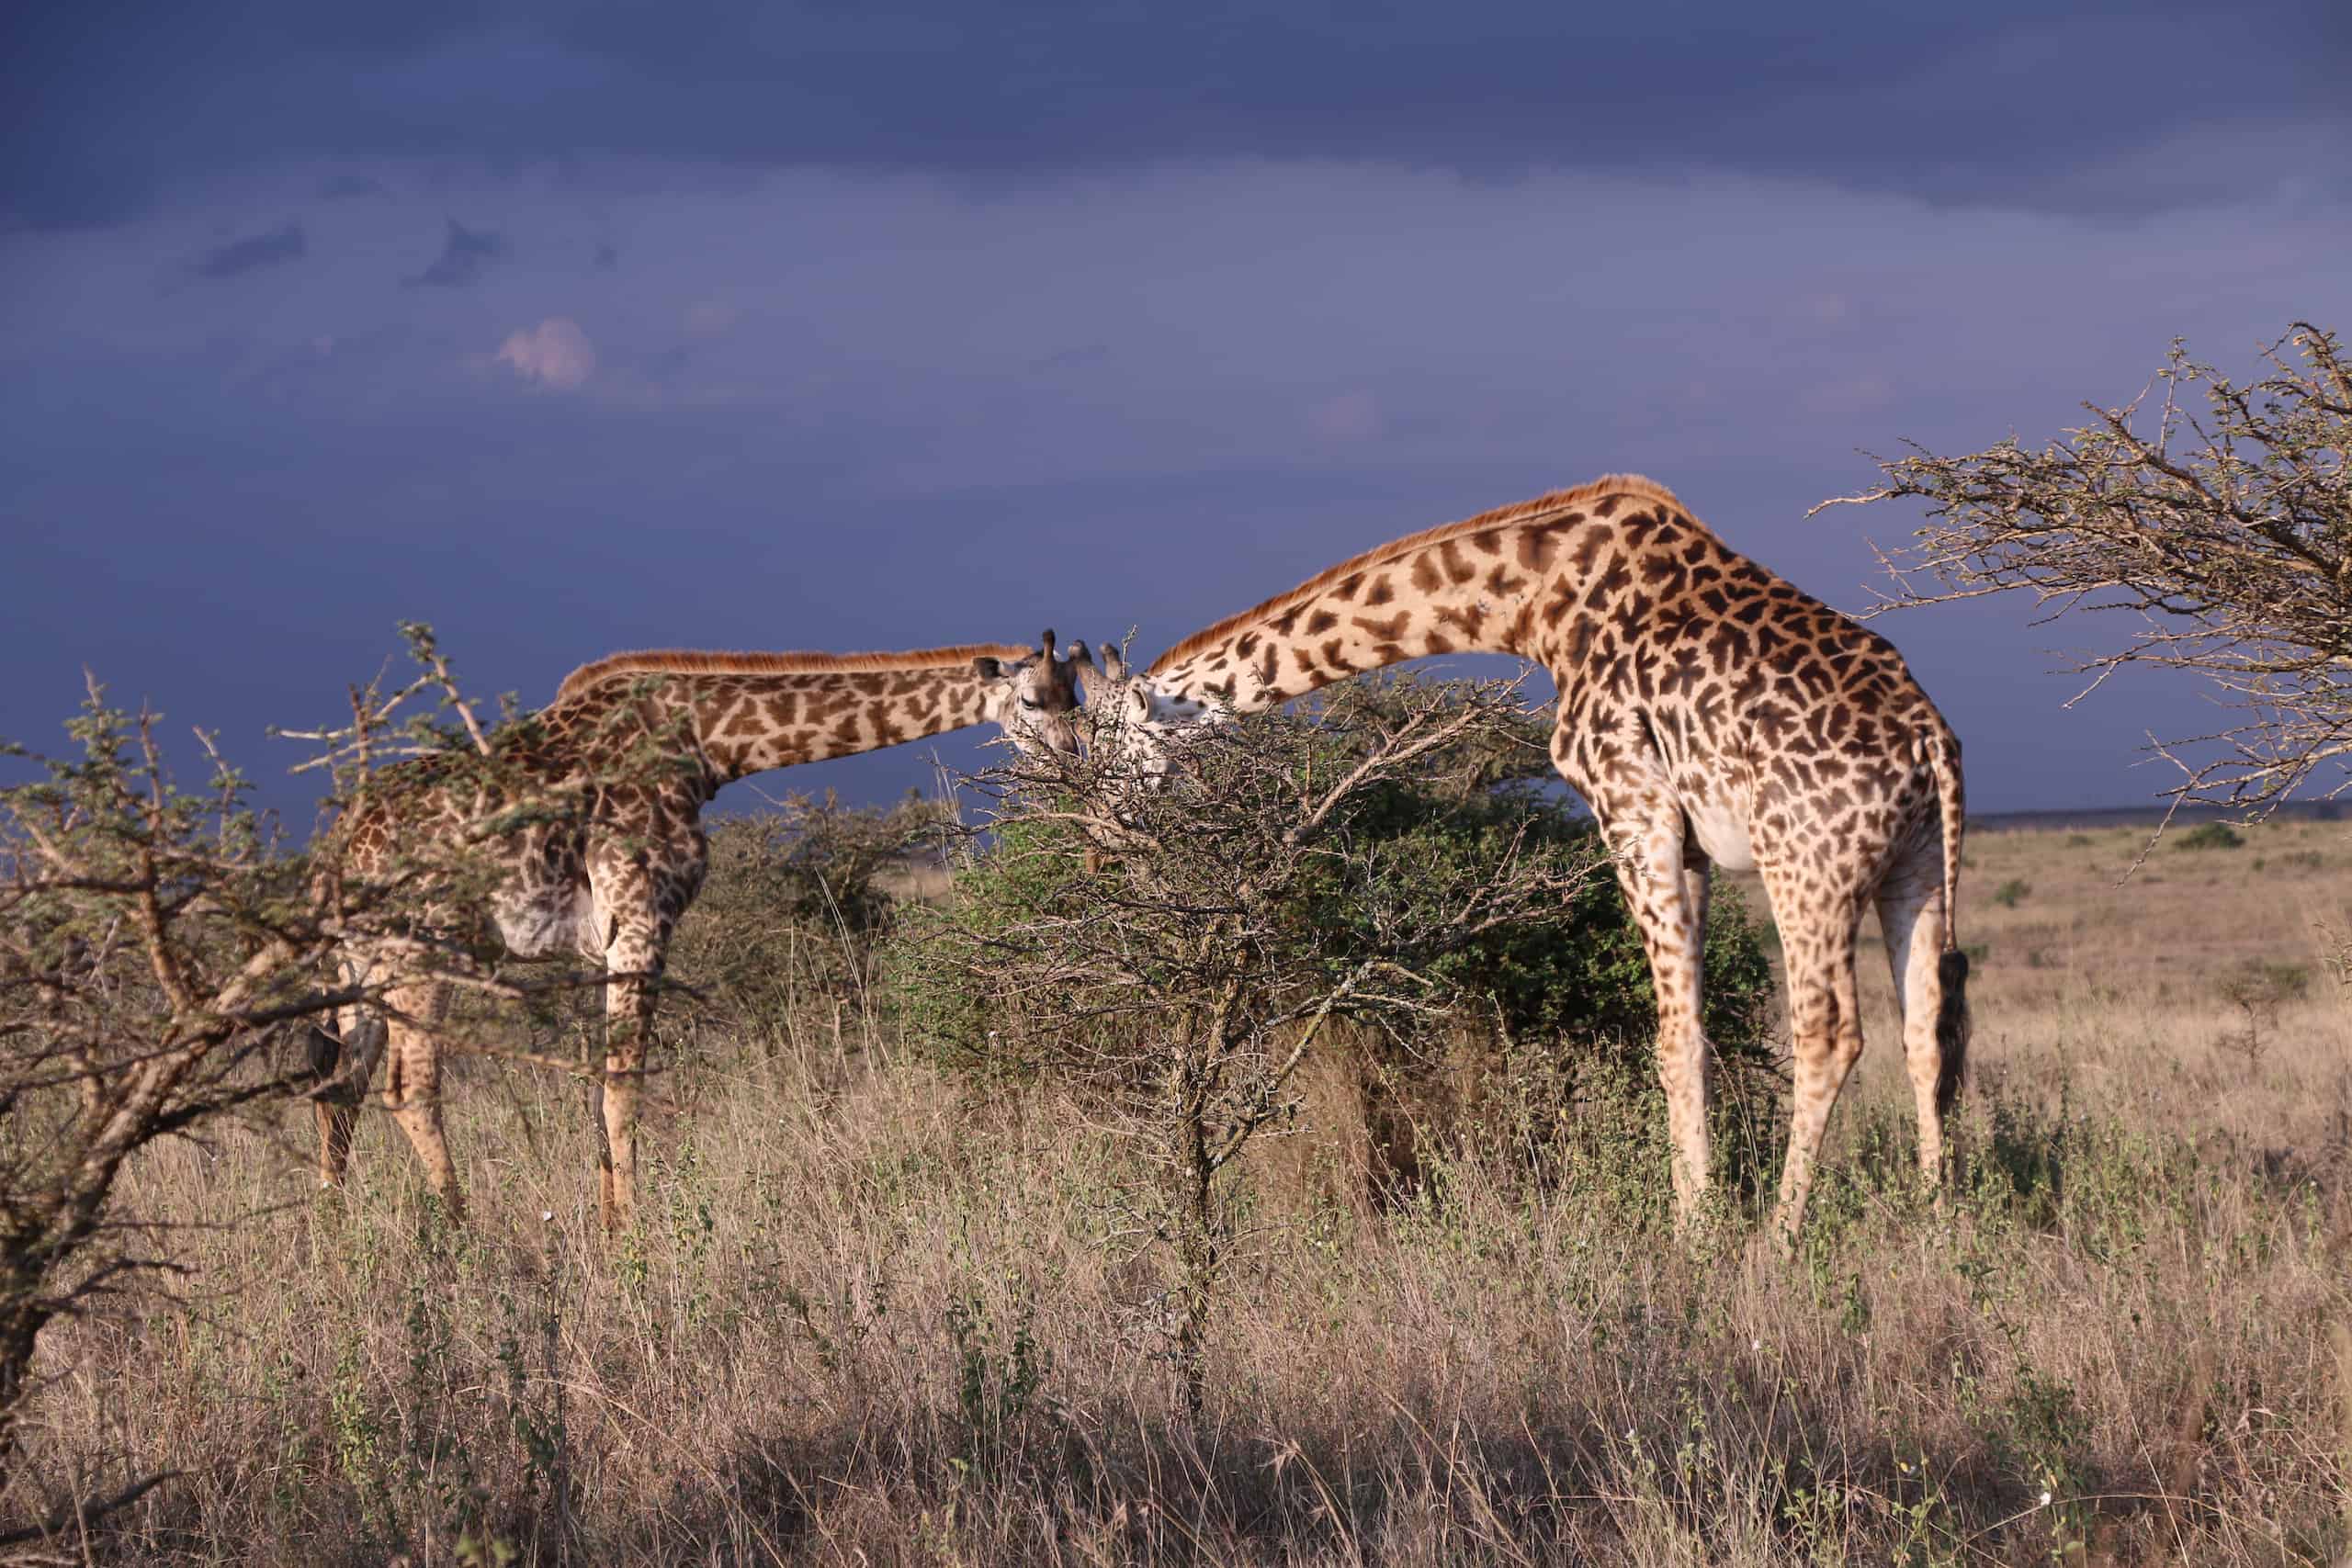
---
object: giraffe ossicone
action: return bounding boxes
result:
[308,631,1087,1238]
[1097,476,1969,1242]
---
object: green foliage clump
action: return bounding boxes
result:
[885,681,1778,1089]
[1992,878,2030,908]
[670,792,948,1046]
[2176,821,2245,852]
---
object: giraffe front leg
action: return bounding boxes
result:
[584,815,702,1240]
[1613,813,1714,1225]
[310,1009,385,1191]
[381,981,464,1224]
[597,939,663,1241]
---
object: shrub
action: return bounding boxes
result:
[892,675,1636,1413]
[2176,821,2245,852]
[888,684,1779,1094]
[0,629,628,1533]
[666,792,950,1053]
[1992,878,2030,908]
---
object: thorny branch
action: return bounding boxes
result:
[0,625,653,1540]
[1815,321,2350,818]
[907,673,1609,1417]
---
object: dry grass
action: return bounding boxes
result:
[14,819,2352,1565]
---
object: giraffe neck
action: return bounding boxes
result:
[1148,494,1630,710]
[560,667,999,784]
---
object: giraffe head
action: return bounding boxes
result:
[973,628,1088,755]
[1075,640,1219,784]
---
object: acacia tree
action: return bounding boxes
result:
[897,676,1604,1419]
[1821,322,2349,817]
[0,630,629,1543]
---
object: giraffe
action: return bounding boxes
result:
[1090,477,1969,1242]
[308,633,1087,1235]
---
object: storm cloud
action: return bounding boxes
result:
[1,6,2346,817]
[4,1,2346,229]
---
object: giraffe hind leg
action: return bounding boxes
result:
[1877,840,1967,1186]
[1770,919,1865,1248]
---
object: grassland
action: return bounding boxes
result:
[17,816,2352,1564]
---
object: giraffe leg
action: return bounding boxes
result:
[381,980,463,1224]
[585,821,702,1240]
[1770,921,1864,1247]
[310,1008,385,1190]
[596,931,666,1240]
[1604,808,1714,1224]
[1682,841,1713,962]
[1878,837,1963,1188]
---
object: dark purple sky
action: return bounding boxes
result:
[4,3,2347,815]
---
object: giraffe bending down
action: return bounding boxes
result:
[1096,477,1969,1242]
[309,634,1086,1235]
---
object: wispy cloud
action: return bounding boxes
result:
[188,222,306,280]
[495,317,596,389]
[404,217,506,288]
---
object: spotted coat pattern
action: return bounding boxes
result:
[311,637,1085,1235]
[1131,476,1970,1240]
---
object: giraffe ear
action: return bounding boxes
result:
[1100,643,1128,682]
[972,656,1004,680]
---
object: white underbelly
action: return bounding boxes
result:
[1684,800,1757,872]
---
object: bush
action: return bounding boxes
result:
[888,686,1777,1090]
[885,676,1781,1191]
[1992,878,2030,908]
[2176,821,2245,852]
[666,792,950,1054]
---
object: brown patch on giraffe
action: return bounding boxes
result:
[1435,604,1487,640]
[1364,575,1396,607]
[1353,611,1411,642]
[1306,609,1340,636]
[1517,523,1566,571]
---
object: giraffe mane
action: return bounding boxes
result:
[554,645,1032,705]
[1146,473,1686,675]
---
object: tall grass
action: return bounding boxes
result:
[16,818,2352,1565]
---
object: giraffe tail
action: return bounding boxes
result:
[1924,721,1971,1115]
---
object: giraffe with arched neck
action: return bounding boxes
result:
[1092,479,1969,1243]
[311,633,1087,1236]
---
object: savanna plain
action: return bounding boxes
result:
[28,810,2352,1565]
